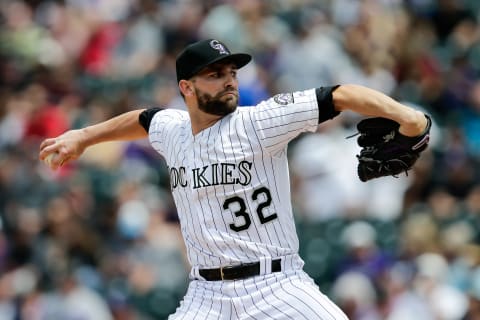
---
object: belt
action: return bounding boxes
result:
[199,259,281,281]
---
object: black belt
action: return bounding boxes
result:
[199,259,281,281]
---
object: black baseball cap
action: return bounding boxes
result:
[176,39,252,83]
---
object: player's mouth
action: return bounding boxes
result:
[222,92,238,98]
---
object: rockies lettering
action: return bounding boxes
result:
[169,160,253,189]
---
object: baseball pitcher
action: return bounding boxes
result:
[39,39,430,319]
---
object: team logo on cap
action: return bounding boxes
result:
[210,40,229,55]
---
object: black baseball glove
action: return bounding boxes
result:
[354,114,432,182]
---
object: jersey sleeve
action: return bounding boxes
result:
[146,108,188,158]
[251,87,339,155]
[139,107,163,132]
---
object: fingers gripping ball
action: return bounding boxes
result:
[355,114,432,182]
[44,152,63,169]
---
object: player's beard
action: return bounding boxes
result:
[195,87,238,116]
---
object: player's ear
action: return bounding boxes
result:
[179,80,194,97]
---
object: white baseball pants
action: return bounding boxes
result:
[168,269,348,320]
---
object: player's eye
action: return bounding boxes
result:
[208,72,220,78]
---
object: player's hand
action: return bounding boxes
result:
[354,113,431,182]
[39,129,87,170]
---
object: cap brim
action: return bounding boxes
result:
[217,53,252,69]
[191,53,252,78]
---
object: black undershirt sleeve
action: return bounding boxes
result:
[138,107,164,133]
[315,85,341,124]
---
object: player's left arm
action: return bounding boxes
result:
[39,109,148,170]
[332,84,428,136]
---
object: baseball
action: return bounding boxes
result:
[44,152,60,168]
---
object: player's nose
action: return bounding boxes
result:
[224,75,237,90]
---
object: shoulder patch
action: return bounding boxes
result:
[273,93,294,105]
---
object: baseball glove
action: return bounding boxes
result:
[354,114,431,182]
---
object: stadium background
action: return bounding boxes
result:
[1,0,480,319]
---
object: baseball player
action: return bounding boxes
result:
[39,39,429,319]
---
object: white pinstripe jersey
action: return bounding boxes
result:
[148,88,321,270]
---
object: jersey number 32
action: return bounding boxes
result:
[223,187,278,232]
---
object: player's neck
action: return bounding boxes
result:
[189,111,222,136]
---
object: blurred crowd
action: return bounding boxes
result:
[0,0,480,319]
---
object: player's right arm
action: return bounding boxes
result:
[332,84,427,137]
[39,109,147,170]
